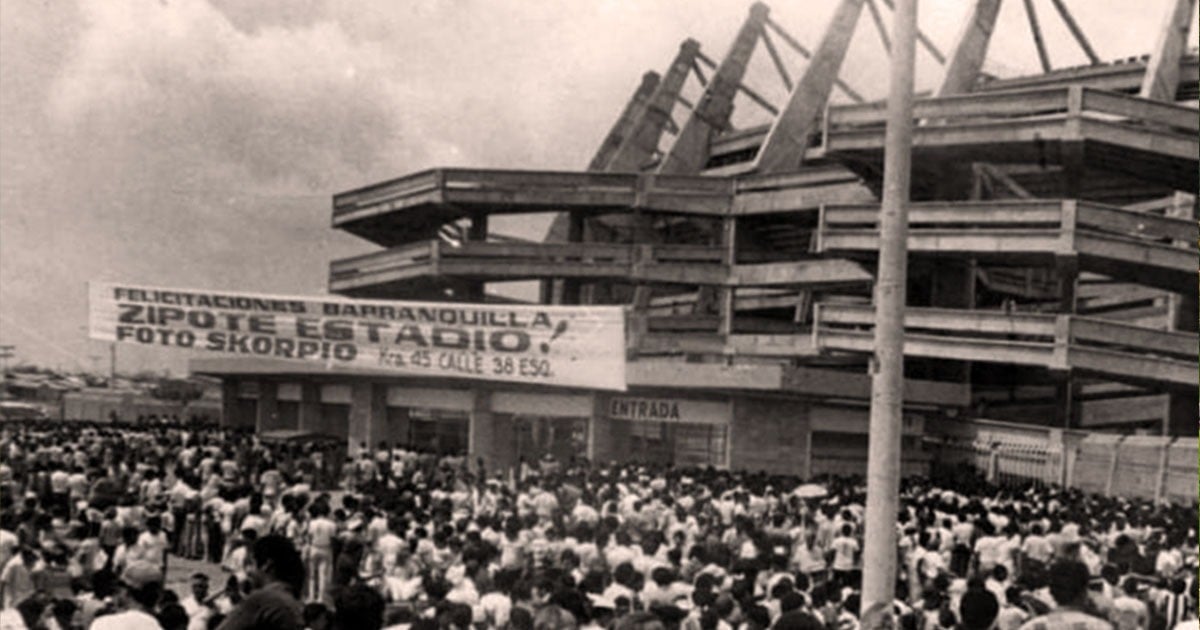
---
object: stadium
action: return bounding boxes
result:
[189,0,1198,498]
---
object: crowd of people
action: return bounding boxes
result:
[0,419,1196,630]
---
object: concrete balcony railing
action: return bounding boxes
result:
[332,168,737,244]
[813,303,1198,389]
[329,239,873,295]
[818,85,1199,194]
[815,198,1198,292]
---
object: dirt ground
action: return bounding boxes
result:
[163,554,229,597]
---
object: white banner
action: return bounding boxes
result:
[88,282,627,391]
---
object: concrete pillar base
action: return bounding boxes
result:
[348,383,386,458]
[298,383,321,433]
[255,381,282,433]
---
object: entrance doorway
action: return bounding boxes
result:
[513,415,588,465]
[619,420,728,468]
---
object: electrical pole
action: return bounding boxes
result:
[109,342,116,386]
[0,345,12,386]
[860,0,916,627]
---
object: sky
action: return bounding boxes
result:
[0,0,1194,375]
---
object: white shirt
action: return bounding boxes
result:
[89,609,163,630]
[831,536,859,571]
[376,533,406,573]
[0,608,27,630]
[179,597,212,630]
[476,592,512,627]
[136,531,168,566]
[0,531,16,573]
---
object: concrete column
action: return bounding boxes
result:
[1061,430,1084,488]
[463,214,489,302]
[929,259,975,382]
[803,423,814,479]
[718,217,737,336]
[220,379,243,428]
[1164,194,1197,436]
[255,381,281,433]
[468,390,495,472]
[388,406,412,449]
[298,383,321,433]
[468,391,518,475]
[348,383,386,457]
[617,417,637,465]
[1165,391,1198,437]
[493,414,516,475]
[588,395,614,465]
[1055,257,1080,429]
[562,213,585,305]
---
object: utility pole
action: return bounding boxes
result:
[0,345,12,386]
[860,0,916,627]
[109,342,116,386]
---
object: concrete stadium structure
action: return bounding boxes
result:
[193,0,1199,476]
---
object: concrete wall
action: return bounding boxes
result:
[729,397,808,476]
[928,417,1198,504]
[347,383,386,456]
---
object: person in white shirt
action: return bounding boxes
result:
[985,565,1011,606]
[112,528,147,577]
[305,503,338,604]
[0,547,39,611]
[178,573,215,630]
[1110,579,1149,630]
[475,571,514,628]
[90,561,164,630]
[830,524,860,588]
[1022,524,1054,568]
[136,516,169,575]
[1156,547,1183,578]
[222,529,256,587]
[374,517,406,576]
[0,518,17,576]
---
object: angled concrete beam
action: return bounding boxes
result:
[607,40,701,173]
[936,0,1003,97]
[1047,0,1100,65]
[764,17,867,103]
[876,0,947,63]
[588,72,661,172]
[755,0,867,174]
[1022,0,1052,73]
[544,71,660,245]
[657,2,770,175]
[760,26,793,91]
[866,0,892,53]
[1140,0,1198,101]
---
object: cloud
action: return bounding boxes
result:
[5,0,464,372]
[46,0,441,192]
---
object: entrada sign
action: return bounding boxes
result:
[607,396,730,425]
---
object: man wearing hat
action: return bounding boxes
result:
[90,560,163,629]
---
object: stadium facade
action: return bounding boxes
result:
[192,0,1199,477]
